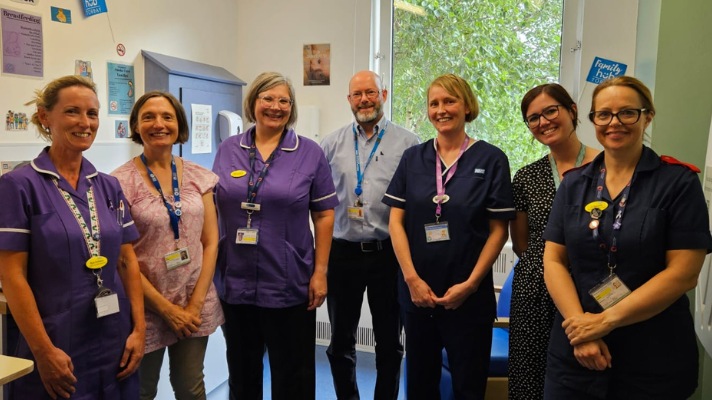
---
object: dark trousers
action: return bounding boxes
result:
[404,310,492,400]
[326,238,404,400]
[220,301,316,400]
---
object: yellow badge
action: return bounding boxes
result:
[231,170,247,178]
[86,256,108,269]
[584,201,609,212]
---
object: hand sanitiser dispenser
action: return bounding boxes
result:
[218,111,243,142]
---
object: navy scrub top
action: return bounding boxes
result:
[543,146,712,399]
[383,139,515,318]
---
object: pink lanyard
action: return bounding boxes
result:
[434,136,469,218]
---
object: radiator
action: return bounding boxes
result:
[315,242,516,352]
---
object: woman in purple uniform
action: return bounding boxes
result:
[0,75,145,399]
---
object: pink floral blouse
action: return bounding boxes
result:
[113,159,224,353]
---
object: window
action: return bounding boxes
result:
[390,0,564,173]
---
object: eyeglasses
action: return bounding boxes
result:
[349,90,380,101]
[588,109,647,126]
[259,95,293,110]
[524,105,560,128]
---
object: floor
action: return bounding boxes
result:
[208,344,405,400]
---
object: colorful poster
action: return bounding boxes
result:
[115,120,129,139]
[5,110,29,131]
[303,44,331,86]
[107,62,135,115]
[191,104,212,154]
[82,0,107,17]
[1,8,43,77]
[74,60,93,81]
[586,57,627,84]
[51,7,71,24]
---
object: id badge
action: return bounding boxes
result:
[236,228,259,245]
[347,206,364,221]
[165,247,191,270]
[588,273,631,310]
[424,222,450,242]
[95,289,120,318]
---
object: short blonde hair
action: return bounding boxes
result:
[428,74,479,122]
[590,75,656,116]
[243,72,298,129]
[25,76,97,141]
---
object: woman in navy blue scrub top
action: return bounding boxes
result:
[0,76,145,399]
[383,74,515,400]
[542,76,712,400]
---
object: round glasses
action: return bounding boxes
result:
[588,109,647,126]
[349,90,380,102]
[259,95,293,110]
[524,105,560,128]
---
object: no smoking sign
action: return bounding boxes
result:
[116,43,126,57]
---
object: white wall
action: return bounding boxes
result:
[561,0,639,150]
[236,0,372,143]
[0,0,240,172]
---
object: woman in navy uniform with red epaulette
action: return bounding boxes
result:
[542,75,712,399]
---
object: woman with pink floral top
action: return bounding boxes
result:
[112,91,224,400]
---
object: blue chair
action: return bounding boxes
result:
[439,265,513,400]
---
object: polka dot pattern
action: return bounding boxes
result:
[509,155,558,400]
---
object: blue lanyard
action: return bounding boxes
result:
[247,131,284,203]
[550,142,586,189]
[353,121,388,197]
[141,154,182,240]
[592,162,633,275]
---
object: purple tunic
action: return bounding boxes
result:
[0,148,139,400]
[212,128,338,308]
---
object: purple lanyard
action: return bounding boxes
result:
[593,163,633,274]
[434,136,469,217]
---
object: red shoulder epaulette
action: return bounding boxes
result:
[562,161,593,176]
[660,155,701,173]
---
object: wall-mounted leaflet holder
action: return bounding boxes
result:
[218,111,243,142]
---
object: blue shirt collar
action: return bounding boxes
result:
[581,145,659,179]
[354,115,388,139]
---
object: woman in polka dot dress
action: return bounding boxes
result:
[509,83,598,399]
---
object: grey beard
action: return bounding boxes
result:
[354,106,381,123]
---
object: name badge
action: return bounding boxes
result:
[588,273,631,310]
[164,247,191,270]
[424,222,450,242]
[95,290,120,318]
[347,206,364,221]
[236,228,259,245]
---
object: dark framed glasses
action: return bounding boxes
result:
[588,109,647,126]
[524,105,560,128]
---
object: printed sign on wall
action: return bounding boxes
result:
[1,8,43,77]
[82,0,107,17]
[586,57,627,84]
[107,62,135,115]
[51,7,71,24]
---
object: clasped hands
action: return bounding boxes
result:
[406,277,475,310]
[563,312,615,371]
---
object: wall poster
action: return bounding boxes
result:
[303,44,330,86]
[107,62,135,115]
[191,104,212,154]
[1,8,43,77]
